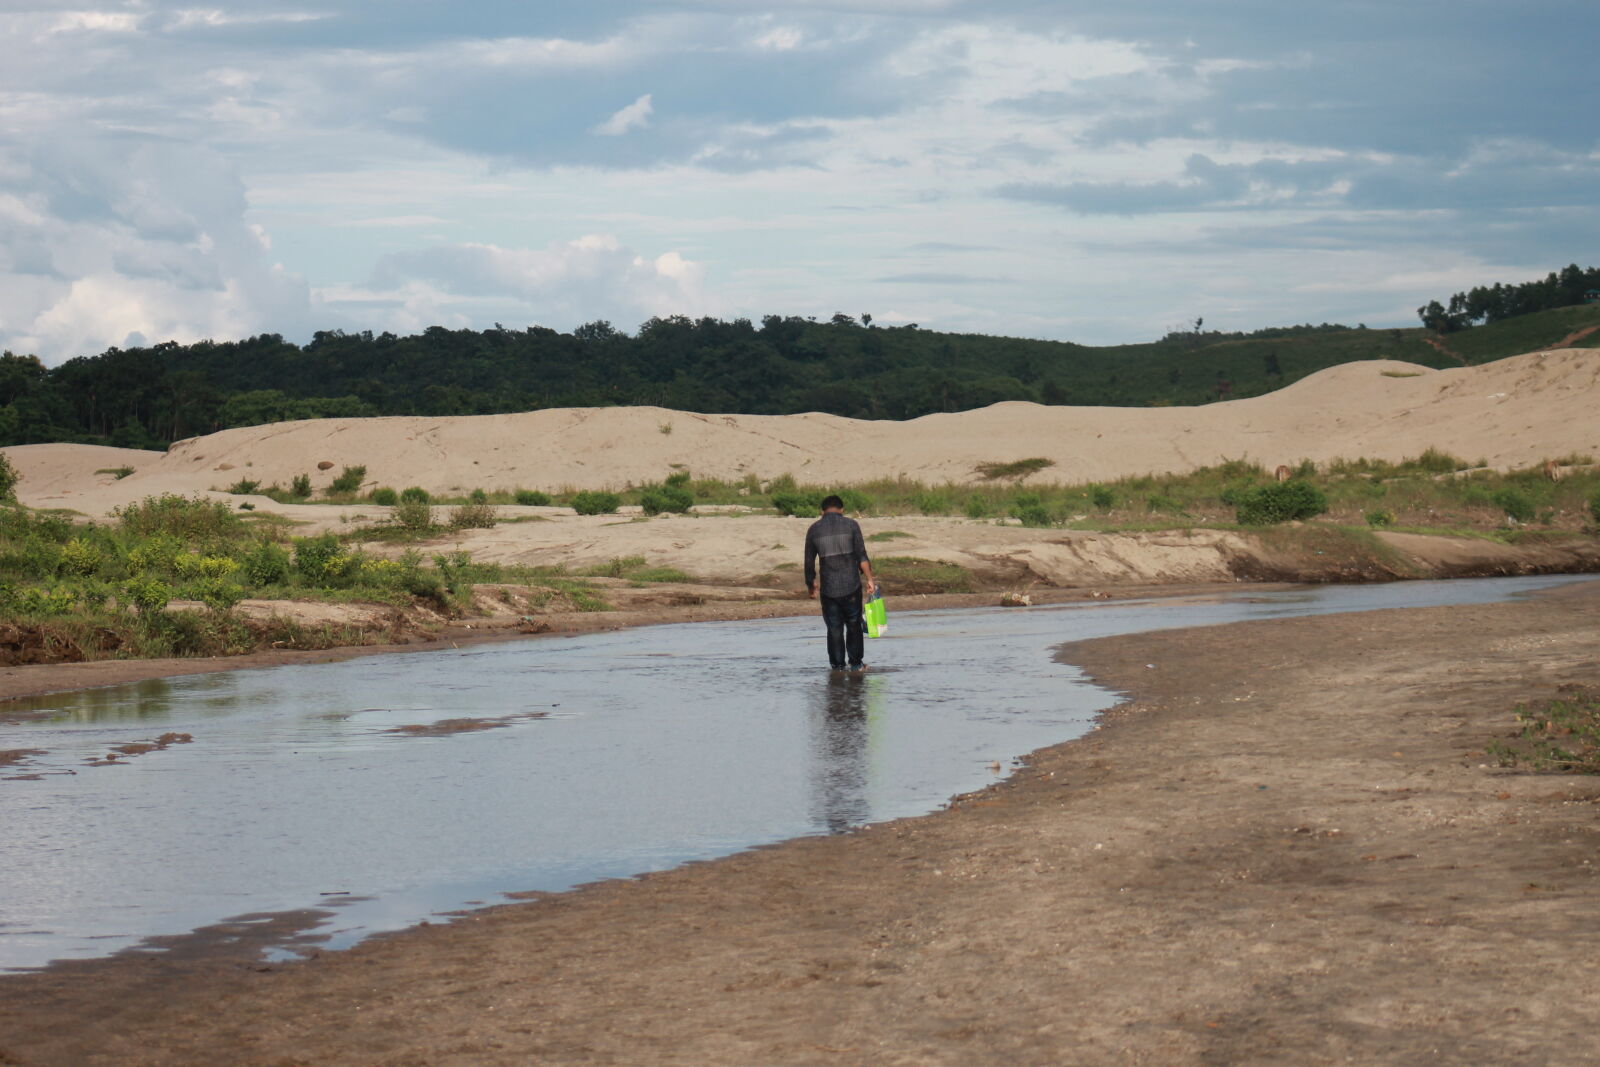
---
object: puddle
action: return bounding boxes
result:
[0,573,1589,971]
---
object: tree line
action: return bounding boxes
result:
[1417,264,1599,333]
[0,312,1475,449]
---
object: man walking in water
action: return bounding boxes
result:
[804,495,877,671]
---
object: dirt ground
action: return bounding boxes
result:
[2,581,1599,1065]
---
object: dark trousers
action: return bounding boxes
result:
[820,590,865,669]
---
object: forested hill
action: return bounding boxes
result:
[3,303,1599,449]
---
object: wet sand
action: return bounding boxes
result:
[2,581,1599,1065]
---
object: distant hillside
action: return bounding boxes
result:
[2,303,1598,449]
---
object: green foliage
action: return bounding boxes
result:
[571,491,622,515]
[1491,487,1535,523]
[113,494,240,540]
[96,466,135,480]
[1365,509,1396,528]
[241,540,291,586]
[371,487,398,506]
[399,486,430,504]
[1010,493,1054,528]
[664,470,692,488]
[121,575,173,616]
[293,534,353,584]
[0,451,15,501]
[916,492,952,515]
[976,458,1055,481]
[468,487,488,504]
[226,478,260,494]
[1235,481,1329,525]
[328,465,367,494]
[3,584,79,617]
[963,495,991,519]
[771,493,814,517]
[1589,489,1600,526]
[514,489,551,506]
[871,556,974,593]
[1088,485,1115,509]
[639,483,695,515]
[1486,687,1600,773]
[447,502,498,529]
[57,538,102,577]
[391,499,434,531]
[1412,448,1470,473]
[290,473,312,498]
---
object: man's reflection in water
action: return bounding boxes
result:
[809,672,883,833]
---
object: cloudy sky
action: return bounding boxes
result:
[3,0,1596,363]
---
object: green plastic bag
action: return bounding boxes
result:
[864,589,887,638]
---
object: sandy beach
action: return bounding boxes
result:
[2,579,1597,1065]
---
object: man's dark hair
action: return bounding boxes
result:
[820,494,845,512]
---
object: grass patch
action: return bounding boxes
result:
[1380,370,1423,378]
[873,556,974,594]
[975,457,1055,481]
[579,555,691,582]
[1487,687,1600,773]
[867,530,912,542]
[95,467,135,479]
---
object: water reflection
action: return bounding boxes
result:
[809,672,884,833]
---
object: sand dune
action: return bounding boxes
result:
[6,348,1600,516]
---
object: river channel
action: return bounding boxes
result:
[0,574,1589,971]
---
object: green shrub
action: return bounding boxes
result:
[963,495,991,519]
[226,478,260,494]
[1089,485,1115,509]
[293,534,352,584]
[126,534,182,575]
[1589,489,1600,526]
[399,486,430,504]
[1491,488,1535,523]
[392,499,434,531]
[0,453,19,501]
[241,540,291,586]
[916,492,951,515]
[121,575,173,616]
[1235,481,1329,525]
[114,494,240,540]
[1414,447,1469,473]
[836,488,873,514]
[58,538,102,578]
[469,488,488,504]
[1011,493,1053,527]
[371,487,398,506]
[640,484,694,515]
[5,584,78,617]
[328,465,367,494]
[1365,509,1396,528]
[572,491,622,516]
[448,502,498,529]
[771,492,817,517]
[514,489,552,506]
[664,470,691,488]
[194,576,246,614]
[290,473,312,499]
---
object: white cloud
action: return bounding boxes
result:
[0,137,313,362]
[343,234,710,332]
[595,93,654,136]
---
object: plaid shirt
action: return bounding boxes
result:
[804,511,869,598]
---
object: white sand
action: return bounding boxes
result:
[7,348,1599,520]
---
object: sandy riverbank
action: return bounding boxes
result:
[2,580,1597,1065]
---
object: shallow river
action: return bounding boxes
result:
[0,574,1589,971]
